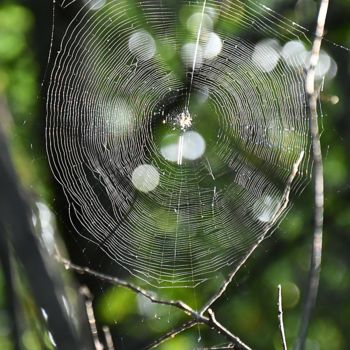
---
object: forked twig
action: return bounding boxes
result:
[201,151,304,315]
[57,256,251,350]
[296,0,328,348]
[277,285,288,350]
[58,256,198,317]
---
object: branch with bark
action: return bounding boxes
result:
[277,285,288,350]
[297,0,328,349]
[58,256,251,350]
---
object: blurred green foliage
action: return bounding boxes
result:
[0,0,349,349]
[0,2,51,200]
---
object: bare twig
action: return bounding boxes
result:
[58,256,198,318]
[57,257,251,350]
[80,286,104,350]
[201,152,304,315]
[102,326,115,350]
[207,309,250,350]
[277,285,288,350]
[296,0,328,349]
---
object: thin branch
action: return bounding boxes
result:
[57,257,251,350]
[207,309,250,350]
[297,0,328,349]
[201,152,304,315]
[80,286,104,350]
[144,308,251,350]
[102,326,115,350]
[58,256,198,318]
[277,285,288,350]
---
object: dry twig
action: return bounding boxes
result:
[277,285,288,350]
[80,286,104,350]
[201,151,304,315]
[297,0,328,348]
[102,326,115,350]
[57,256,251,350]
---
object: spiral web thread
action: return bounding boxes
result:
[47,0,311,288]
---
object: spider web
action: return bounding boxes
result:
[46,0,311,289]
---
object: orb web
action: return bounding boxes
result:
[46,0,311,288]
